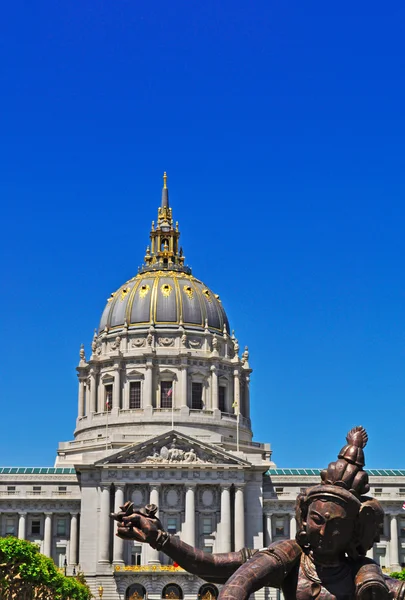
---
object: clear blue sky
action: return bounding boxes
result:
[1,1,404,468]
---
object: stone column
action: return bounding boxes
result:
[113,364,120,410]
[244,375,251,420]
[234,485,245,550]
[43,513,52,557]
[183,485,196,546]
[148,485,160,564]
[144,363,153,408]
[113,485,125,564]
[181,365,188,407]
[69,513,78,566]
[233,370,240,415]
[219,485,231,552]
[265,512,273,546]
[290,513,297,540]
[99,484,111,563]
[18,512,26,540]
[78,380,85,417]
[90,369,97,414]
[123,378,130,410]
[211,366,218,410]
[390,514,400,569]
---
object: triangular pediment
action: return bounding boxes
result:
[96,430,250,467]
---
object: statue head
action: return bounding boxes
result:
[295,426,384,561]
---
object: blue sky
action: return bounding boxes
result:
[1,1,404,468]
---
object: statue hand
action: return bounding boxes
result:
[111,502,165,547]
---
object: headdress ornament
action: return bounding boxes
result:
[306,426,370,514]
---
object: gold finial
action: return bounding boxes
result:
[163,171,167,189]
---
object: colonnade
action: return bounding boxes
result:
[264,512,297,546]
[98,483,246,565]
[13,511,79,564]
[78,361,251,419]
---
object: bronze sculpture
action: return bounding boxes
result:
[112,427,405,600]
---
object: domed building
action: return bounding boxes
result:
[0,175,404,600]
[61,172,256,465]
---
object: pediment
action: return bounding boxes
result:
[97,431,250,467]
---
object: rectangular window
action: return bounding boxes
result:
[192,382,203,410]
[399,488,405,495]
[167,517,177,535]
[202,517,212,534]
[33,486,41,495]
[218,386,226,412]
[130,381,141,409]
[275,487,284,495]
[58,486,67,494]
[5,517,15,535]
[31,520,41,535]
[374,488,382,496]
[375,548,386,568]
[7,486,16,494]
[105,385,113,411]
[399,519,405,538]
[131,545,142,566]
[275,518,285,536]
[161,381,173,409]
[56,519,66,536]
[203,546,213,553]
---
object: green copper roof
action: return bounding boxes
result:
[267,468,405,477]
[0,467,76,475]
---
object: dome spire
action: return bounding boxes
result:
[141,173,191,274]
[161,171,169,208]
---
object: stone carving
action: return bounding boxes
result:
[212,335,218,351]
[241,346,249,365]
[188,339,202,349]
[158,337,175,347]
[79,344,85,362]
[111,336,121,350]
[91,330,97,353]
[114,437,237,465]
[113,427,402,600]
[96,346,102,356]
[132,338,146,348]
[144,439,203,464]
[233,338,239,354]
[181,332,187,348]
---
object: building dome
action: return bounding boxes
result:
[99,271,230,334]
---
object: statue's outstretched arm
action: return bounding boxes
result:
[112,502,256,583]
[217,541,302,600]
[157,535,257,583]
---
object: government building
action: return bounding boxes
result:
[1,175,404,600]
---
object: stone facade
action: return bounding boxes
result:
[1,175,404,600]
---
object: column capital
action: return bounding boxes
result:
[70,512,79,517]
[185,483,196,491]
[44,511,53,517]
[233,369,240,377]
[18,511,27,516]
[221,484,232,491]
[150,483,161,490]
[114,483,126,491]
[234,484,245,492]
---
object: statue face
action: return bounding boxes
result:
[307,499,354,558]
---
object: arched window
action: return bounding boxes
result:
[162,583,183,600]
[126,583,147,600]
[198,584,219,600]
